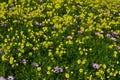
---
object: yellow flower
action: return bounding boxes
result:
[79,68,83,73]
[65,66,69,70]
[37,67,41,71]
[10,57,14,64]
[16,63,18,66]
[107,68,110,73]
[1,55,6,61]
[81,59,87,65]
[102,64,106,69]
[95,72,100,76]
[110,72,113,76]
[65,73,70,79]
[89,75,92,80]
[71,71,73,74]
[77,59,81,64]
[18,53,22,57]
[29,52,32,56]
[107,76,110,79]
[47,71,51,75]
[89,48,92,52]
[47,66,51,70]
[117,61,119,64]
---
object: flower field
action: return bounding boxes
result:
[0,0,120,80]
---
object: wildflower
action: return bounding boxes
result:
[77,5,82,9]
[117,46,120,50]
[67,35,72,40]
[100,9,104,13]
[21,59,26,65]
[74,15,79,18]
[77,59,81,64]
[95,32,100,35]
[8,76,14,80]
[31,62,39,67]
[79,68,83,73]
[92,63,100,69]
[78,31,82,34]
[65,73,70,79]
[112,32,119,36]
[1,23,7,27]
[39,0,43,3]
[38,23,44,27]
[0,49,3,54]
[77,25,80,28]
[100,31,104,33]
[111,37,117,42]
[105,33,111,37]
[0,76,6,80]
[54,66,63,74]
[37,67,41,71]
[49,46,54,49]
[102,64,107,69]
[110,64,114,68]
[118,13,120,16]
[52,26,55,29]
[17,48,21,52]
[39,6,43,9]
[10,57,14,64]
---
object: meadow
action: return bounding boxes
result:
[0,0,120,80]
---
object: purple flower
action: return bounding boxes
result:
[39,6,43,9]
[77,5,82,9]
[100,31,104,34]
[59,68,63,73]
[39,0,43,3]
[21,59,26,65]
[77,25,80,28]
[78,31,82,34]
[54,66,63,73]
[49,46,54,49]
[8,76,14,80]
[0,49,3,54]
[0,76,6,80]
[105,33,111,37]
[100,9,104,13]
[52,26,55,29]
[117,46,120,50]
[110,64,114,68]
[92,63,100,69]
[74,15,79,18]
[111,37,117,42]
[1,23,7,27]
[17,48,21,52]
[67,35,72,40]
[118,13,120,16]
[38,23,44,27]
[31,62,39,67]
[112,32,119,36]
[95,32,100,35]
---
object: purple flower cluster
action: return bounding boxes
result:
[0,76,14,80]
[54,66,63,74]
